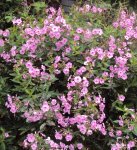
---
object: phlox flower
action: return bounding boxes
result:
[118,95,125,102]
[27,133,36,143]
[74,76,82,83]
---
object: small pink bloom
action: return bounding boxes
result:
[90,49,96,56]
[27,133,35,143]
[81,88,88,95]
[55,132,62,140]
[118,95,125,102]
[63,68,69,75]
[116,130,122,137]
[99,78,104,84]
[91,6,97,13]
[74,35,80,41]
[107,52,113,59]
[76,28,83,34]
[41,101,49,112]
[113,22,119,28]
[4,132,9,138]
[93,78,100,84]
[109,131,114,137]
[127,141,135,149]
[95,96,101,104]
[74,76,82,83]
[31,143,37,150]
[51,99,57,105]
[77,143,83,150]
[65,134,73,141]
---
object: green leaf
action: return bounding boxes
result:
[0,142,5,150]
[132,124,137,136]
[31,2,46,11]
[5,15,13,22]
[40,123,46,131]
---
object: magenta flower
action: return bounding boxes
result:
[77,143,83,150]
[93,78,100,84]
[65,133,73,141]
[74,76,82,83]
[116,130,122,137]
[118,95,125,102]
[55,132,62,140]
[27,133,36,143]
[41,101,50,112]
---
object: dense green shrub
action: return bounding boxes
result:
[0,1,137,150]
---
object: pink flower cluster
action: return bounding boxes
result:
[23,101,50,122]
[2,5,137,150]
[23,133,37,150]
[78,4,104,14]
[5,95,18,113]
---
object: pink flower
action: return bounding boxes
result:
[4,132,9,138]
[31,143,37,150]
[77,124,87,134]
[74,35,80,41]
[87,130,93,135]
[99,78,104,84]
[76,28,83,34]
[116,130,122,137]
[55,56,61,63]
[23,139,29,148]
[12,18,22,25]
[41,101,50,112]
[65,134,73,141]
[10,104,17,113]
[51,99,57,105]
[81,88,88,95]
[85,4,91,12]
[90,49,96,56]
[118,117,124,126]
[5,95,18,113]
[65,47,71,53]
[95,96,101,104]
[69,144,74,150]
[66,62,72,68]
[55,132,62,140]
[109,131,114,137]
[107,52,113,58]
[102,72,108,77]
[113,22,119,28]
[63,68,69,75]
[25,28,34,36]
[121,74,127,80]
[90,120,97,130]
[91,6,97,13]
[80,66,86,73]
[3,29,10,37]
[77,143,83,150]
[127,141,135,149]
[74,76,82,83]
[93,78,100,84]
[26,61,33,68]
[126,53,132,58]
[27,133,35,143]
[118,95,125,102]
[10,46,17,56]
